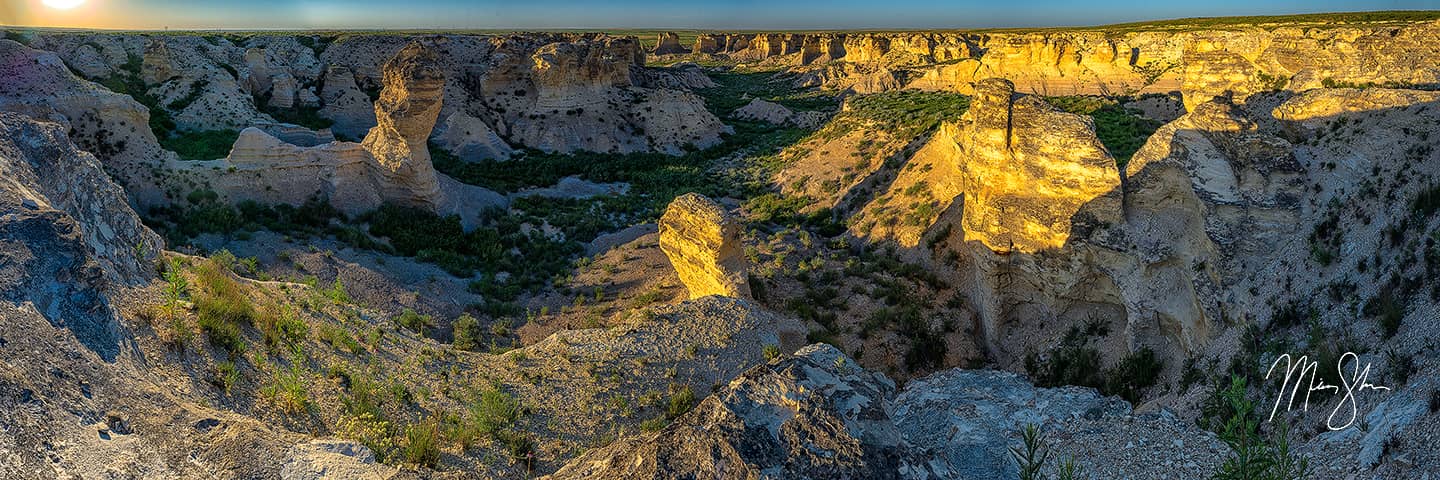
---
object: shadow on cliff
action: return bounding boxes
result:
[891,93,1440,374]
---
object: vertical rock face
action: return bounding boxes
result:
[692,34,722,54]
[652,32,687,55]
[360,41,446,209]
[319,65,377,139]
[141,38,175,85]
[860,78,1121,252]
[658,193,751,300]
[953,78,1123,253]
[1119,97,1305,352]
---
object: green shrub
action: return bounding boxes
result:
[452,314,480,351]
[401,420,442,468]
[763,344,781,361]
[261,367,309,416]
[666,385,696,419]
[395,308,433,335]
[471,386,521,434]
[1207,376,1311,480]
[161,129,240,161]
[1010,423,1051,480]
[1102,348,1163,404]
[322,278,352,304]
[213,361,240,394]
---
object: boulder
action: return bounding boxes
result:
[658,193,751,300]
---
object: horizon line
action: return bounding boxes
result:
[4,9,1437,34]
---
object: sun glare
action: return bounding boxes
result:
[42,0,87,9]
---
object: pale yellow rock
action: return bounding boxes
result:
[658,193,751,300]
[857,78,1122,253]
[361,41,446,209]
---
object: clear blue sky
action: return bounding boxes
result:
[6,0,1439,30]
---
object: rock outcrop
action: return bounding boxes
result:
[651,32,687,55]
[731,98,793,124]
[0,39,173,205]
[1119,97,1304,351]
[319,65,377,139]
[360,42,447,209]
[857,78,1121,252]
[659,193,751,300]
[679,21,1440,110]
[186,42,505,227]
[433,112,513,162]
[0,112,162,359]
[549,343,1226,479]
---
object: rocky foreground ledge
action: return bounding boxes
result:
[547,343,1225,479]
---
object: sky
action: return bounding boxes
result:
[2,0,1438,30]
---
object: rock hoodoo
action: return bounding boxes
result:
[658,193,751,300]
[951,78,1122,253]
[360,41,447,210]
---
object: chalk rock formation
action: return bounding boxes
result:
[1272,87,1440,134]
[652,32,687,55]
[859,78,1121,252]
[1119,97,1304,351]
[658,193,751,300]
[731,98,793,124]
[0,39,172,205]
[953,78,1122,253]
[361,42,447,209]
[140,38,175,85]
[682,21,1440,110]
[0,112,162,359]
[549,344,1225,479]
[434,112,513,162]
[319,65,377,139]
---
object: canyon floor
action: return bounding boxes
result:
[3,11,1440,480]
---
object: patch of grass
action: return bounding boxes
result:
[161,129,240,161]
[401,419,442,468]
[763,344,781,361]
[842,90,971,139]
[193,257,254,355]
[1047,96,1162,168]
[665,385,697,419]
[261,366,310,416]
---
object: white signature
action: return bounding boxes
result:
[1265,352,1390,431]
